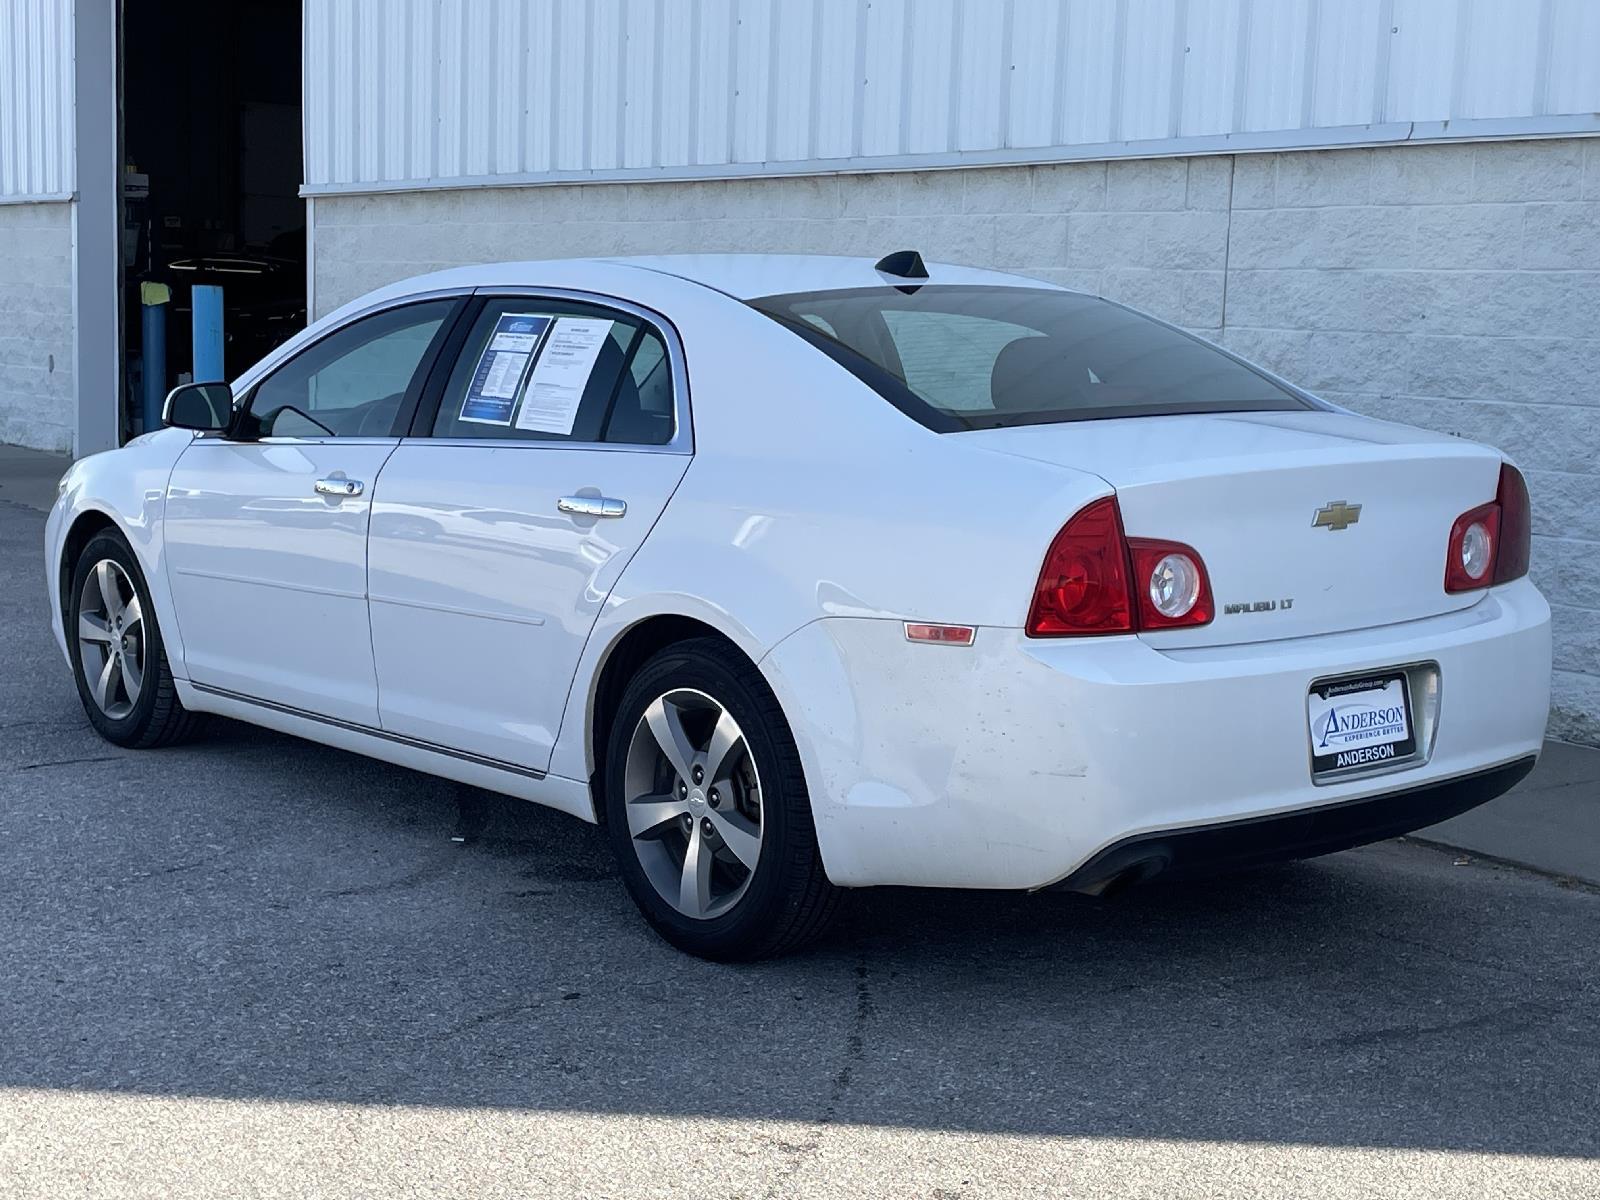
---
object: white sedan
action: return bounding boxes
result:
[46,253,1551,959]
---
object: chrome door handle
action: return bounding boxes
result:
[557,495,626,519]
[314,477,364,498]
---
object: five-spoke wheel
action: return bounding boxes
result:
[623,688,764,919]
[76,558,145,720]
[603,637,841,960]
[68,531,200,748]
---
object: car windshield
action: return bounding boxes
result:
[750,285,1311,432]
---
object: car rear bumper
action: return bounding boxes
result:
[1052,755,1536,895]
[760,577,1551,890]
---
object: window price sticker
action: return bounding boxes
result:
[458,314,552,425]
[513,317,616,436]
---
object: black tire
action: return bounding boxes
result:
[67,530,204,749]
[602,637,842,961]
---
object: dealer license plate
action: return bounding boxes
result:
[1307,673,1416,777]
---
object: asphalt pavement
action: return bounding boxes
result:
[1,472,1597,1198]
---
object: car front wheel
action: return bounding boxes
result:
[68,530,202,748]
[603,637,840,960]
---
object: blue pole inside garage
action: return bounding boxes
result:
[139,282,168,434]
[192,284,225,382]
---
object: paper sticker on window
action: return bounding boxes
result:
[514,317,615,435]
[459,314,552,424]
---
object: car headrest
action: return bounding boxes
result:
[989,335,1063,412]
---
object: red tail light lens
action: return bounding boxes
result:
[1027,497,1214,636]
[1027,497,1135,636]
[1493,463,1530,584]
[1444,462,1531,594]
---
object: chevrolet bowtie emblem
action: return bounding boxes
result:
[1312,500,1362,531]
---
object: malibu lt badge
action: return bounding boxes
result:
[1223,598,1295,616]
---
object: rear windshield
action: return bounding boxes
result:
[750,285,1310,432]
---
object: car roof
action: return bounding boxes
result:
[602,254,1062,300]
[341,254,1061,311]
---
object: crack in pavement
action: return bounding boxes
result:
[1308,998,1573,1052]
[436,1000,545,1041]
[762,962,875,1199]
[318,852,458,900]
[98,857,218,892]
[824,963,876,1118]
[17,755,123,771]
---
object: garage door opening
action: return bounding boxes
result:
[120,0,303,440]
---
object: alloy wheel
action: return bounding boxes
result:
[622,688,764,919]
[76,559,145,720]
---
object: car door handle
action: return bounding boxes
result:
[557,495,626,519]
[314,477,364,498]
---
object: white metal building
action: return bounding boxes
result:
[2,0,1598,741]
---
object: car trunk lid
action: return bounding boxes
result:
[960,410,1505,646]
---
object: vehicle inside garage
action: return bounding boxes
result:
[119,0,302,440]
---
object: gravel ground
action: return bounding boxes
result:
[2,495,1596,1198]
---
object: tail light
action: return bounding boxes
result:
[1027,496,1213,636]
[1493,462,1531,584]
[1444,463,1531,593]
[1129,539,1215,629]
[1027,498,1134,635]
[1445,503,1500,592]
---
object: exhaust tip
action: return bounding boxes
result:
[1074,851,1172,898]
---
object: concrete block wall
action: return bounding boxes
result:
[1217,141,1600,746]
[313,136,1600,742]
[0,201,74,454]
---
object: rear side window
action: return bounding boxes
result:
[750,285,1309,431]
[431,297,674,445]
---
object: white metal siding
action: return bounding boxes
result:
[0,0,73,201]
[301,0,1600,194]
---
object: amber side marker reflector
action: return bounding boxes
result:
[904,622,976,646]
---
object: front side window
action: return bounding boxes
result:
[751,285,1310,431]
[431,297,674,445]
[242,301,454,438]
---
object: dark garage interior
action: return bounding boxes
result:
[120,0,303,440]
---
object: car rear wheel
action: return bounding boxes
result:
[603,637,841,960]
[68,531,203,748]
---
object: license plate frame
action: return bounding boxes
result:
[1307,671,1418,780]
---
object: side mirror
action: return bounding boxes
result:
[163,382,234,433]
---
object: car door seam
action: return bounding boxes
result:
[365,441,405,731]
[547,452,699,770]
[159,435,200,678]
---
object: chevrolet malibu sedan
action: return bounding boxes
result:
[47,253,1551,959]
